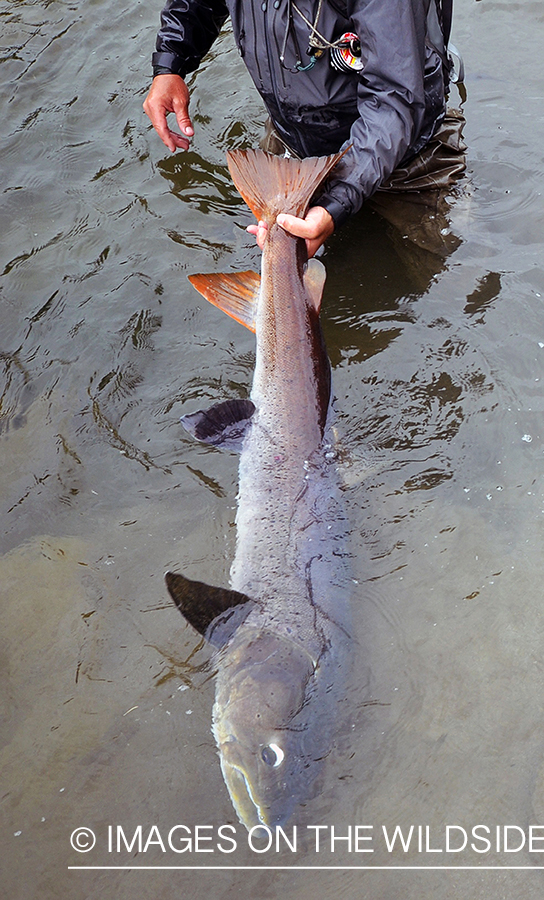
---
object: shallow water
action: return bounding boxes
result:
[1,0,544,897]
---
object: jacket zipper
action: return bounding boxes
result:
[262,0,308,155]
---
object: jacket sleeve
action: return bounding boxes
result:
[152,0,229,78]
[317,0,434,228]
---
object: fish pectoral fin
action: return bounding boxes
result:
[165,572,254,647]
[181,398,255,451]
[188,271,260,332]
[303,258,327,313]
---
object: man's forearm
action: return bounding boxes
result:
[152,0,229,78]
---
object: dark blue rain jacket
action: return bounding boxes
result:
[152,0,449,226]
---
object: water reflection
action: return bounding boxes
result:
[159,150,241,218]
[0,350,33,433]
[464,271,502,319]
[370,187,463,291]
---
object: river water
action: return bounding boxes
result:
[1,0,544,897]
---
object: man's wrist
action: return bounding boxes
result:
[152,51,187,79]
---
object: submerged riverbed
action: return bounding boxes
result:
[1,0,544,897]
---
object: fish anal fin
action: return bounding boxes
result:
[303,258,327,313]
[165,572,254,648]
[181,398,255,451]
[226,148,348,224]
[189,271,260,332]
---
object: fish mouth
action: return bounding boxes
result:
[219,757,267,830]
[221,765,296,832]
[218,742,291,830]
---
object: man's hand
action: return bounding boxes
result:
[247,206,335,258]
[143,74,194,152]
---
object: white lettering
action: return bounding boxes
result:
[168,825,192,853]
[143,825,166,853]
[529,826,544,853]
[116,825,142,853]
[503,825,525,853]
[217,824,237,853]
[307,825,328,852]
[425,826,443,853]
[446,826,467,853]
[331,826,352,852]
[471,825,491,854]
[354,826,374,852]
[382,825,414,852]
[248,826,273,853]
[276,826,297,852]
[194,825,214,852]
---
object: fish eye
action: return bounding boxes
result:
[261,742,284,767]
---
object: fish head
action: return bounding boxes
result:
[212,629,326,829]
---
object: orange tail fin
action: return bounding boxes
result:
[226,148,346,224]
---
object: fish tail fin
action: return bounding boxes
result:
[226,148,346,223]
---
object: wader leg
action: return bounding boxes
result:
[368,110,467,281]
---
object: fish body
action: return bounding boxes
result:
[166,149,352,828]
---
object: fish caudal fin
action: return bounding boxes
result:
[189,270,260,332]
[226,148,346,223]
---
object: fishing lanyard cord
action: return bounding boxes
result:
[280,0,346,72]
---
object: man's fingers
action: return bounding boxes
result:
[145,113,185,152]
[143,74,193,152]
[277,207,334,258]
[276,213,314,238]
[169,132,192,150]
[247,209,333,258]
[176,118,194,137]
[149,121,190,153]
[247,220,268,251]
[172,100,194,137]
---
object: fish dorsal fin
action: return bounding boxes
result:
[165,572,254,648]
[189,271,260,332]
[226,148,347,223]
[181,398,255,451]
[303,258,327,313]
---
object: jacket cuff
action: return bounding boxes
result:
[152,51,188,79]
[315,194,352,230]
